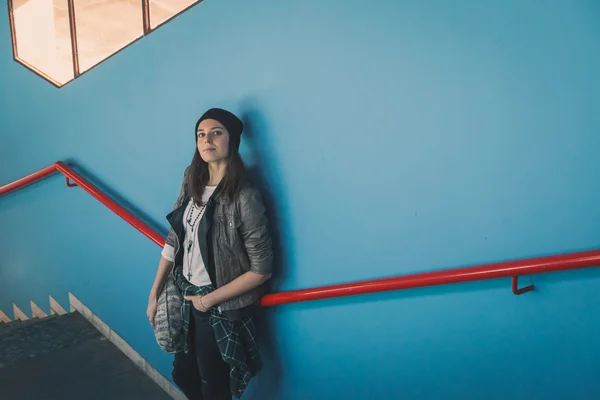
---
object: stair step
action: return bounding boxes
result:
[30,301,48,318]
[0,312,172,400]
[0,320,21,335]
[0,316,50,336]
[49,296,67,316]
[0,313,99,365]
[0,309,11,323]
[13,304,29,321]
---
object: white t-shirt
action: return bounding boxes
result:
[161,186,216,286]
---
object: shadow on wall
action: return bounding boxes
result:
[62,158,170,239]
[239,101,293,288]
[239,100,292,399]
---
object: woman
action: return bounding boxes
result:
[147,108,273,400]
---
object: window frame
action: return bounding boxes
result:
[6,0,203,87]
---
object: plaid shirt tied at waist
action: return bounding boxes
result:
[174,267,262,399]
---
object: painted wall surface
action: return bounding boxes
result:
[1,1,600,398]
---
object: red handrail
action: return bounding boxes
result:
[0,162,165,247]
[2,162,600,307]
[260,249,600,306]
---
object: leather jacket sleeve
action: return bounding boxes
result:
[239,187,274,275]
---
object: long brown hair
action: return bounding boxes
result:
[186,139,247,204]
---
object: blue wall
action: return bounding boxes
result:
[2,0,600,398]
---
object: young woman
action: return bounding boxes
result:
[147,108,273,399]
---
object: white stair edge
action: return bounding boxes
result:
[68,292,186,400]
[49,295,68,315]
[13,304,29,321]
[0,309,11,323]
[31,300,48,318]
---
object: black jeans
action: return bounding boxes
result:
[172,307,231,400]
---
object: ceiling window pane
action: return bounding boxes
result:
[74,0,144,73]
[11,0,74,85]
[149,0,199,29]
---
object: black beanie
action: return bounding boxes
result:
[195,108,243,150]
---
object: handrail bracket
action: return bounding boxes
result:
[65,177,78,187]
[512,276,534,295]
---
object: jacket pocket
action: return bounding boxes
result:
[225,212,241,231]
[218,212,242,246]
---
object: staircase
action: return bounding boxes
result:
[0,296,179,400]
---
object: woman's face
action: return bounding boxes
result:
[196,119,230,164]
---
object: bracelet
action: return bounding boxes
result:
[199,296,209,310]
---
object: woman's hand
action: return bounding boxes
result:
[147,294,158,327]
[184,295,213,312]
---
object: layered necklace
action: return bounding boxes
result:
[185,200,206,281]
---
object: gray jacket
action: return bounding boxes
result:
[165,167,273,313]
